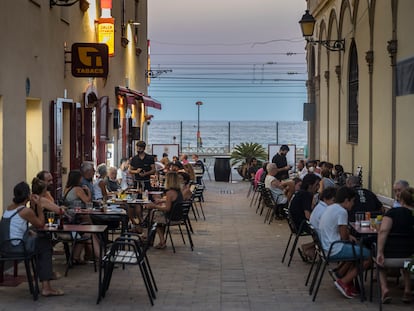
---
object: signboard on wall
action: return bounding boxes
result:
[268,144,296,167]
[71,43,109,78]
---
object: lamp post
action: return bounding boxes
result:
[195,101,203,152]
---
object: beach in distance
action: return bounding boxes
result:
[148,120,308,150]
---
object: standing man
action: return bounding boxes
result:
[271,145,291,180]
[129,140,156,190]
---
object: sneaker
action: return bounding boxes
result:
[348,284,360,297]
[328,269,341,281]
[334,280,353,299]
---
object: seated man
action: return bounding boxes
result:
[264,163,288,217]
[346,175,383,222]
[392,179,409,208]
[289,173,320,261]
[319,186,371,299]
[289,173,320,231]
[309,187,337,232]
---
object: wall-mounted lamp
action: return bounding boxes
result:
[121,37,129,48]
[128,20,141,27]
[50,0,89,12]
[299,10,345,52]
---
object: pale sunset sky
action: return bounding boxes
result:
[147,0,308,121]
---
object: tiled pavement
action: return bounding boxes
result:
[0,180,412,310]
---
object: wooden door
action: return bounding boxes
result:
[50,100,63,200]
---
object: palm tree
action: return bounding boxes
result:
[231,142,268,179]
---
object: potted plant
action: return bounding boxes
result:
[230,142,267,180]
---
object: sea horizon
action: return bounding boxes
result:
[148,120,308,149]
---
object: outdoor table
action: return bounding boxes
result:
[38,224,107,304]
[348,222,379,301]
[75,207,128,233]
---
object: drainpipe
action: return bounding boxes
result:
[366,50,374,189]
[388,0,398,193]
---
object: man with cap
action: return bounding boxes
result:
[129,140,156,190]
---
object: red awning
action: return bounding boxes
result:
[115,86,162,110]
[142,95,162,110]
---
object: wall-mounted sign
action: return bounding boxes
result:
[71,43,109,78]
[98,17,115,56]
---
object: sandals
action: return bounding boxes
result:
[297,248,312,263]
[41,288,64,297]
[402,292,412,303]
[382,292,392,304]
[154,243,166,249]
[72,258,86,265]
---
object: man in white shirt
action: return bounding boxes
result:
[309,187,337,232]
[319,186,370,299]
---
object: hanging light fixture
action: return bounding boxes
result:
[299,10,345,52]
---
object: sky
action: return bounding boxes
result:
[147,0,308,121]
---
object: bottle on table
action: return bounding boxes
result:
[58,209,64,229]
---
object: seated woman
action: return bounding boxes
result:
[3,182,63,297]
[63,170,98,262]
[146,171,183,249]
[64,170,92,209]
[376,187,414,304]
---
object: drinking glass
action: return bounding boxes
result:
[355,213,364,226]
[47,212,55,227]
[86,202,93,210]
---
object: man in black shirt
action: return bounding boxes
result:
[346,175,383,222]
[271,145,291,180]
[129,141,156,190]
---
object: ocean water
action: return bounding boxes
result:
[148,120,308,149]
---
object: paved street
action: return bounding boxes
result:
[0,180,412,310]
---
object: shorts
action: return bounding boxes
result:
[329,243,370,260]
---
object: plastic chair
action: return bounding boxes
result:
[0,238,39,300]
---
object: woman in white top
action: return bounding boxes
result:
[2,182,63,297]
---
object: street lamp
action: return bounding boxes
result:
[299,10,345,52]
[195,101,203,152]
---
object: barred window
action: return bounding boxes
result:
[348,42,359,144]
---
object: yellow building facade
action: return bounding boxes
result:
[304,0,414,198]
[0,0,158,211]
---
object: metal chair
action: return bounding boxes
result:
[307,224,364,302]
[191,185,205,220]
[0,238,39,300]
[281,207,311,267]
[100,223,158,305]
[369,234,414,310]
[165,201,194,253]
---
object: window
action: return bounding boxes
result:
[348,41,359,144]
